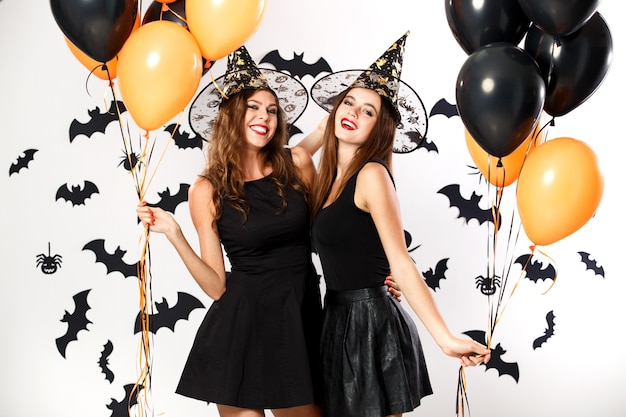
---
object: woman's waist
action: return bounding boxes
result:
[227,246,313,272]
[324,285,389,302]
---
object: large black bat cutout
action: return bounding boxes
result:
[134,292,205,334]
[259,50,332,79]
[83,239,138,278]
[69,100,126,143]
[56,181,99,206]
[438,184,500,228]
[9,148,38,176]
[56,289,92,358]
[463,329,520,383]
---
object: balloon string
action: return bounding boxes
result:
[456,365,471,417]
[103,60,157,416]
[132,225,154,417]
[137,121,178,200]
[163,4,189,26]
[208,66,229,99]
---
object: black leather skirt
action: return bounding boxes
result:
[320,286,433,417]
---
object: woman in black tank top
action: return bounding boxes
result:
[309,33,491,417]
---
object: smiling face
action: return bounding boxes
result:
[334,87,382,148]
[243,89,279,150]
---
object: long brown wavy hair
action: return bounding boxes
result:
[309,88,397,221]
[200,88,306,223]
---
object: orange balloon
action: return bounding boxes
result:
[65,37,118,80]
[465,117,547,187]
[117,20,203,131]
[516,137,604,246]
[186,0,267,61]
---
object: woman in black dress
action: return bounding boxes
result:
[137,46,323,417]
[308,32,491,417]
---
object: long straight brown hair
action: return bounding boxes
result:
[200,88,306,223]
[309,88,397,220]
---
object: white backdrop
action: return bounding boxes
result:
[1,1,625,416]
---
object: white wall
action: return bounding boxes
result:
[1,0,624,416]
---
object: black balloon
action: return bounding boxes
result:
[445,0,531,55]
[50,0,138,63]
[142,0,212,76]
[143,0,187,27]
[524,12,613,117]
[456,43,545,158]
[517,0,599,36]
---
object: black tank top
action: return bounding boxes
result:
[312,160,392,291]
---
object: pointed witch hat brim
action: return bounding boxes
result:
[189,46,309,141]
[310,32,428,153]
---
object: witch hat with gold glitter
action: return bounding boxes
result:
[310,32,428,153]
[189,45,308,140]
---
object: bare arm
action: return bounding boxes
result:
[290,145,317,189]
[355,162,489,365]
[136,176,227,300]
[296,114,328,157]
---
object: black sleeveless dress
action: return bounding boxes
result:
[176,174,323,409]
[312,160,432,417]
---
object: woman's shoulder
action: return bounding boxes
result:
[189,176,214,202]
[356,160,394,189]
[359,160,391,178]
[289,145,316,186]
[289,145,313,166]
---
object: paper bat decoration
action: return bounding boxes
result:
[9,148,38,176]
[288,124,303,139]
[429,97,459,118]
[98,340,114,383]
[578,251,605,277]
[107,383,144,417]
[56,289,92,358]
[533,310,556,350]
[69,100,126,143]
[438,184,500,228]
[463,329,520,382]
[259,50,332,79]
[55,181,99,206]
[403,230,420,253]
[414,135,439,153]
[393,132,419,154]
[133,291,205,334]
[515,253,556,283]
[422,258,449,291]
[146,184,190,214]
[394,131,438,154]
[82,239,138,278]
[164,123,205,150]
